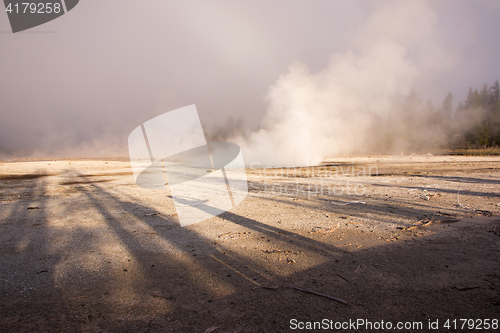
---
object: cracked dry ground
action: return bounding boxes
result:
[0,155,499,332]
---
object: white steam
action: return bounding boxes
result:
[232,1,458,166]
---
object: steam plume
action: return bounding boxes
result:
[232,1,457,166]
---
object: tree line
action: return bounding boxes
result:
[452,80,500,148]
[369,79,500,154]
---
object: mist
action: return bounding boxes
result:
[1,1,499,163]
[226,1,483,166]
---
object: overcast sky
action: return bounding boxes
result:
[1,0,499,158]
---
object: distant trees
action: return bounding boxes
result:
[369,79,500,154]
[442,92,453,120]
[452,80,500,148]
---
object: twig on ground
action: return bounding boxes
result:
[150,293,175,299]
[203,327,220,333]
[354,264,362,274]
[493,226,500,236]
[404,216,460,231]
[336,273,350,283]
[283,283,348,305]
[330,200,366,206]
[252,286,279,290]
[457,190,468,209]
[434,218,460,223]
[404,219,433,230]
[438,211,455,216]
[456,286,480,291]
[475,209,494,217]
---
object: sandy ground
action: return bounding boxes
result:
[0,155,499,332]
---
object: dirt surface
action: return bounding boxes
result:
[0,155,499,332]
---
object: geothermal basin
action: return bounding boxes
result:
[0,155,499,332]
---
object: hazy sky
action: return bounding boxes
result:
[1,0,499,159]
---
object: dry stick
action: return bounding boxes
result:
[283,283,348,305]
[457,190,467,209]
[146,317,153,326]
[404,216,459,231]
[435,218,460,223]
[203,327,220,333]
[252,286,279,290]
[150,293,175,299]
[404,219,433,231]
[336,273,351,283]
[331,200,366,206]
[354,264,362,274]
[457,286,480,291]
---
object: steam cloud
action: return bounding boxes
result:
[1,1,497,162]
[231,1,458,166]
